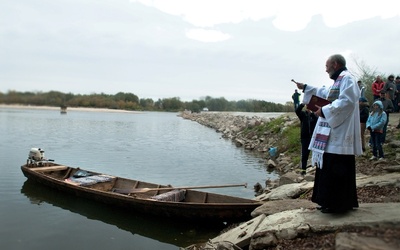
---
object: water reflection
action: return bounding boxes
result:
[20,180,226,248]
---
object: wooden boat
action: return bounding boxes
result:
[21,148,262,222]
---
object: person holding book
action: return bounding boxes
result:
[295,103,317,175]
[366,100,387,160]
[294,54,361,214]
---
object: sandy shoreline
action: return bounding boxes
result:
[0,104,144,113]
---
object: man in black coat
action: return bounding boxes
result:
[359,97,369,152]
[379,90,394,143]
[295,103,318,175]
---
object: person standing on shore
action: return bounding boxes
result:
[395,76,400,113]
[372,76,385,100]
[295,103,318,175]
[294,54,361,214]
[384,75,396,110]
[366,100,387,160]
[359,97,370,152]
[378,90,394,143]
[358,80,366,98]
[292,89,301,110]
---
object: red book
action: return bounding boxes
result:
[307,95,331,112]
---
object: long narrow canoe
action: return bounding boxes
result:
[21,161,262,222]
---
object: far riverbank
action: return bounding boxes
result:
[0,104,143,113]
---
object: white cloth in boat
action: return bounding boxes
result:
[65,174,114,186]
[151,189,186,202]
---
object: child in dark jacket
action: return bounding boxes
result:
[359,97,370,152]
[295,103,318,175]
[366,100,387,160]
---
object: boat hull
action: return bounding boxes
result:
[21,163,261,222]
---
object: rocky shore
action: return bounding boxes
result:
[180,111,400,250]
[180,111,299,173]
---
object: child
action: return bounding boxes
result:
[366,100,387,160]
[359,97,369,152]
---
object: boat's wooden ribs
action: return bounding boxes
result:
[203,193,208,203]
[155,185,161,195]
[111,181,141,195]
[62,168,73,179]
[109,177,118,191]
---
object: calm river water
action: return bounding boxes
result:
[0,106,280,250]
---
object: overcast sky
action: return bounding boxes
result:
[1,0,399,104]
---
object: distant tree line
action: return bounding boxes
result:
[2,59,393,112]
[0,90,293,112]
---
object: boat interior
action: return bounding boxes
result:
[24,163,254,204]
